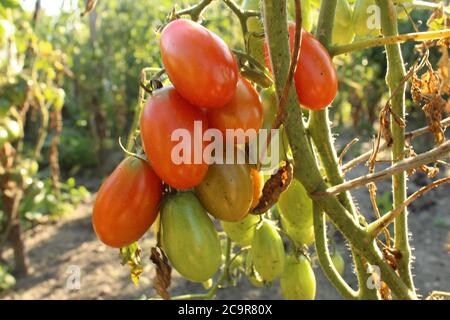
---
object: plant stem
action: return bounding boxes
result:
[313,204,358,300]
[330,29,450,56]
[263,0,416,300]
[311,0,378,300]
[411,0,450,14]
[376,0,415,293]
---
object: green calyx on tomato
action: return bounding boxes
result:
[221,214,259,247]
[92,157,163,248]
[140,86,209,190]
[196,163,253,222]
[251,220,285,282]
[160,19,238,109]
[161,192,222,283]
[280,255,316,300]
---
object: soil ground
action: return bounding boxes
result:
[1,152,449,300]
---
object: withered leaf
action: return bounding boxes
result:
[423,95,446,145]
[150,246,172,300]
[119,242,143,286]
[251,162,293,215]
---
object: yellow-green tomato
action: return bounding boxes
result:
[353,0,380,38]
[221,214,259,247]
[244,250,264,287]
[252,220,285,281]
[277,179,313,229]
[331,251,345,276]
[332,0,355,45]
[280,255,316,300]
[281,216,315,247]
[161,192,221,282]
[196,163,253,222]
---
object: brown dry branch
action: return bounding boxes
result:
[338,138,359,166]
[342,117,450,173]
[368,177,450,237]
[311,140,450,198]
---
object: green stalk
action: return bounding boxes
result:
[262,0,416,300]
[376,0,415,293]
[310,0,378,300]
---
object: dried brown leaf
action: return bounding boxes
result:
[251,162,293,215]
[150,247,172,300]
[423,95,446,145]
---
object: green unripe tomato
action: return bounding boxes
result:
[331,251,345,276]
[332,0,355,45]
[353,0,380,38]
[161,192,222,282]
[244,250,264,287]
[251,220,285,281]
[280,255,316,300]
[221,214,259,247]
[281,216,315,247]
[277,179,313,229]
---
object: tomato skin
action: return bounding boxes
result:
[221,214,259,247]
[160,19,238,109]
[161,192,222,282]
[264,26,338,110]
[281,216,315,247]
[92,157,163,248]
[196,163,253,222]
[207,76,263,143]
[277,179,313,229]
[252,220,285,281]
[250,168,264,209]
[280,255,316,300]
[140,86,209,190]
[244,250,265,287]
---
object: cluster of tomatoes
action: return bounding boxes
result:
[92,17,341,299]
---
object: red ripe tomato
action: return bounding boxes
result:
[140,86,209,190]
[265,24,338,110]
[207,76,263,143]
[160,19,239,109]
[92,157,162,248]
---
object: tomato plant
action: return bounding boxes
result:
[277,179,313,229]
[160,18,238,109]
[92,157,162,248]
[140,86,209,190]
[221,214,259,247]
[161,192,222,282]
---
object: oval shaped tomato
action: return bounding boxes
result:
[331,250,345,276]
[265,25,338,110]
[161,192,222,282]
[353,0,380,38]
[252,220,285,281]
[277,179,313,229]
[207,76,263,144]
[244,250,264,287]
[221,214,259,247]
[196,163,253,222]
[160,19,238,109]
[281,216,315,247]
[92,157,163,248]
[280,255,316,300]
[332,0,354,45]
[140,86,209,190]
